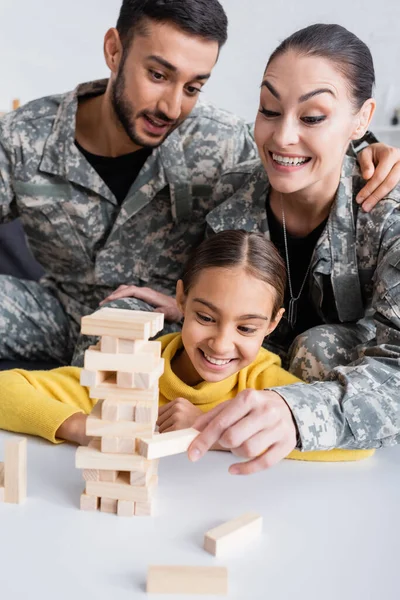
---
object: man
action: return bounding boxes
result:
[0,0,399,367]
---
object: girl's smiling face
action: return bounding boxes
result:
[175,266,284,384]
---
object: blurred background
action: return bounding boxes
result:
[1,0,399,143]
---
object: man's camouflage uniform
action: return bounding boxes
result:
[0,80,256,365]
[206,155,400,452]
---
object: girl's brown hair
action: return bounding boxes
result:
[181,230,286,319]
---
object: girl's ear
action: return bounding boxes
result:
[176,280,187,314]
[350,98,376,141]
[266,307,285,336]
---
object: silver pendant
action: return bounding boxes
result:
[288,298,297,329]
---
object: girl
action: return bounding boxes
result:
[0,230,373,462]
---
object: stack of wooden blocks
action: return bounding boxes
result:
[75,307,164,517]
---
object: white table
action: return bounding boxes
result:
[0,430,399,600]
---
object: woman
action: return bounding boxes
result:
[184,23,400,473]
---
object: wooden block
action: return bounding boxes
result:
[86,473,157,503]
[100,336,118,353]
[130,459,159,486]
[80,369,113,387]
[117,360,164,390]
[98,307,164,336]
[135,498,154,516]
[101,437,119,454]
[89,380,158,402]
[138,428,199,460]
[76,439,153,472]
[81,308,164,340]
[84,347,163,374]
[117,499,135,517]
[0,462,4,503]
[100,497,118,514]
[86,413,153,437]
[135,401,158,425]
[116,438,136,454]
[204,512,263,556]
[80,492,99,511]
[99,470,118,483]
[4,437,27,504]
[101,402,121,422]
[82,469,100,482]
[101,337,162,356]
[146,566,228,595]
[119,339,161,356]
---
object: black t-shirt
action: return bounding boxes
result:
[75,141,152,205]
[266,198,327,347]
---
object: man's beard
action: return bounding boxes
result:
[111,65,178,149]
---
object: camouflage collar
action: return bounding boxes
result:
[206,161,270,235]
[38,79,191,220]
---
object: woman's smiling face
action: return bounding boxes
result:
[254,50,375,197]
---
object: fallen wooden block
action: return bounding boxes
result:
[138,428,199,460]
[146,565,228,595]
[76,440,152,472]
[86,473,157,503]
[4,438,27,504]
[204,512,263,556]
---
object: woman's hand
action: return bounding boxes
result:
[357,143,400,211]
[187,389,297,475]
[100,285,182,322]
[157,398,203,433]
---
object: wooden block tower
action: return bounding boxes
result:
[75,307,164,517]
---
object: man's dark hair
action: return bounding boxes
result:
[116,0,228,52]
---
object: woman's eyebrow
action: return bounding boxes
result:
[262,80,335,103]
[298,88,335,102]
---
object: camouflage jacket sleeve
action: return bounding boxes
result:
[270,214,400,452]
[0,116,17,223]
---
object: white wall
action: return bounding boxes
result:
[1,0,399,128]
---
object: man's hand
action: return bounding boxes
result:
[157,398,203,433]
[100,285,182,322]
[187,389,297,475]
[357,143,400,211]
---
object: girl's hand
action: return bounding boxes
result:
[157,398,203,433]
[187,389,297,475]
[357,143,400,211]
[100,285,183,323]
